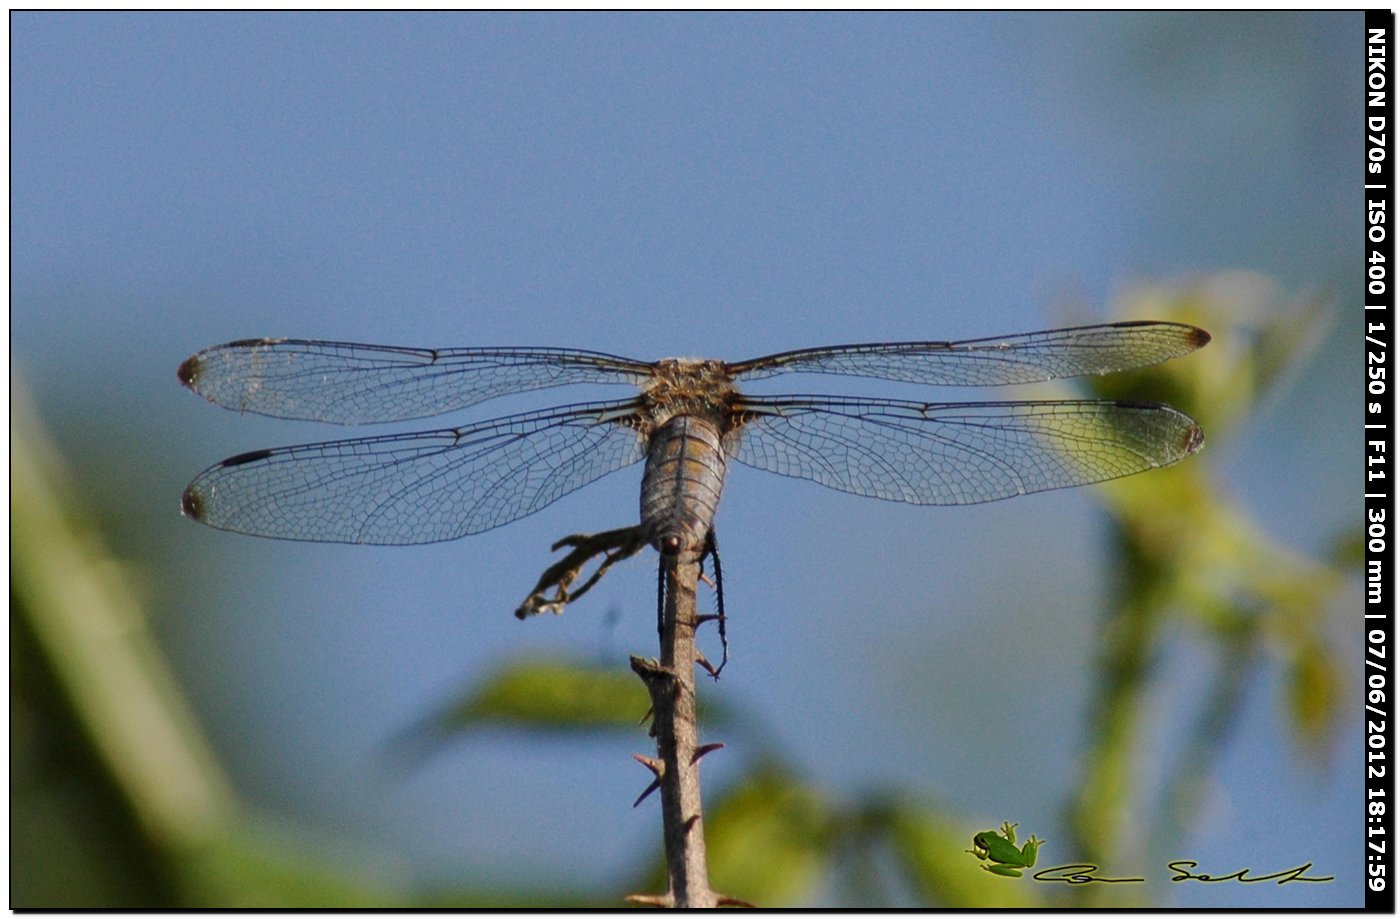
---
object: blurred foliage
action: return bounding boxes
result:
[12,605,178,906]
[423,658,736,736]
[1061,272,1352,905]
[11,273,1355,906]
[12,383,397,907]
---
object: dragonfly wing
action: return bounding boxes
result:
[179,340,654,423]
[726,395,1203,506]
[728,321,1209,386]
[181,400,647,544]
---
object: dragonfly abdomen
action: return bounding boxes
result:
[640,414,728,557]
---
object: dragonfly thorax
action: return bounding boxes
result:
[640,358,738,429]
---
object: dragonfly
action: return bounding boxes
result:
[179,321,1208,665]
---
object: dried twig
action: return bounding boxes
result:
[514,525,648,619]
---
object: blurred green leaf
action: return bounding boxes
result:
[11,603,177,907]
[175,823,396,908]
[1287,638,1344,755]
[383,658,650,769]
[387,655,751,774]
[1328,528,1365,569]
[443,658,650,731]
[701,767,837,906]
[12,379,410,908]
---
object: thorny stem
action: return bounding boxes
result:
[520,530,734,908]
[629,554,719,909]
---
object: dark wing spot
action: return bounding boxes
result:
[1186,325,1212,349]
[177,355,200,388]
[180,486,205,520]
[221,448,274,467]
[1183,422,1206,455]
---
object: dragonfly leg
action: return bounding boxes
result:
[703,529,728,677]
[654,533,727,677]
[656,557,667,645]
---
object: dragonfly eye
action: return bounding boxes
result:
[659,534,684,556]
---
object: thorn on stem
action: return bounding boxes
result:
[633,753,665,777]
[691,742,725,764]
[633,778,662,808]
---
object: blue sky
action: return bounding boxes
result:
[13,12,1360,906]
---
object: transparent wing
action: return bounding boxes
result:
[726,395,1203,506]
[727,321,1210,386]
[179,340,654,424]
[181,400,647,544]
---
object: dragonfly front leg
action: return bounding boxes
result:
[700,529,728,678]
[655,531,728,679]
[656,557,667,645]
